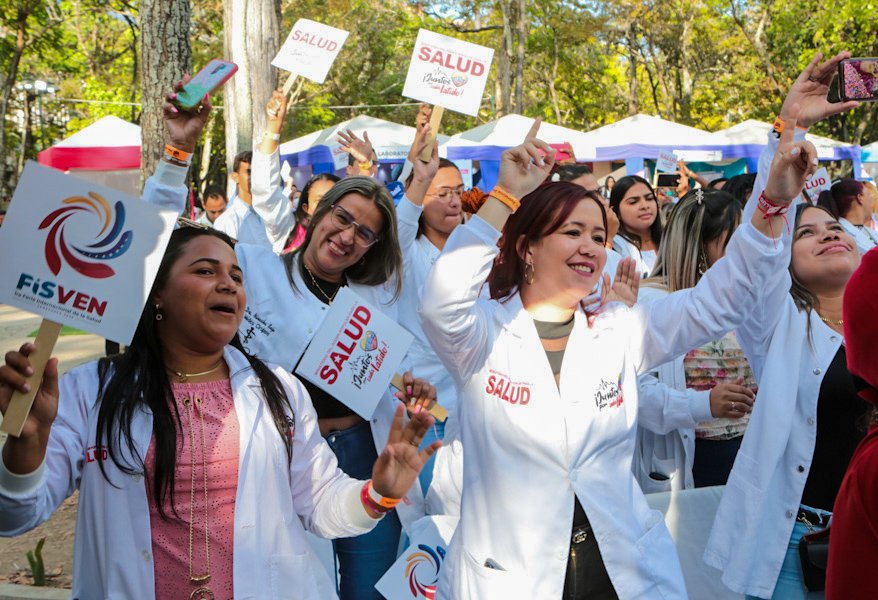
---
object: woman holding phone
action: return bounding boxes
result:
[420,113,815,599]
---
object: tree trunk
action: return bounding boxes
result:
[223,0,281,171]
[513,0,526,114]
[0,4,36,197]
[626,22,638,116]
[496,0,514,117]
[139,0,192,185]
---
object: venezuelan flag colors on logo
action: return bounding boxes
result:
[38,192,133,279]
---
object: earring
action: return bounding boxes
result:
[524,262,535,285]
[698,252,708,276]
[155,304,163,321]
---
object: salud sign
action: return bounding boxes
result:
[272,19,349,84]
[402,29,494,117]
[0,162,177,344]
[295,287,414,420]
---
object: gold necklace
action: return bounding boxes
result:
[303,263,342,304]
[167,359,225,383]
[819,314,844,327]
[182,395,213,600]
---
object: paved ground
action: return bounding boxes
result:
[0,304,104,588]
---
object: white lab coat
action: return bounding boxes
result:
[0,346,377,600]
[142,162,426,531]
[704,133,847,598]
[612,234,655,276]
[420,210,788,600]
[633,286,713,493]
[839,216,878,255]
[213,192,274,250]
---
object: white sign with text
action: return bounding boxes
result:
[402,29,494,116]
[804,167,832,199]
[0,162,177,344]
[656,150,679,173]
[272,19,349,84]
[295,287,413,419]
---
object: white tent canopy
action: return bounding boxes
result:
[279,114,449,164]
[576,114,716,159]
[709,119,856,160]
[443,113,597,160]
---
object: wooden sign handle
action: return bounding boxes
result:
[390,372,448,423]
[419,106,444,162]
[0,319,62,438]
[282,74,298,96]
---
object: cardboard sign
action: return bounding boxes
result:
[272,19,349,84]
[0,162,177,344]
[295,287,413,419]
[655,150,679,173]
[804,167,832,198]
[402,29,494,117]
[375,515,459,600]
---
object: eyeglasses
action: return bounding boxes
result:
[328,204,381,247]
[430,185,466,200]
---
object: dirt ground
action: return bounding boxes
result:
[0,494,76,588]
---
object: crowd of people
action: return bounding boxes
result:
[1,51,877,600]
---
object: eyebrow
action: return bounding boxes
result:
[188,257,244,273]
[794,219,840,232]
[562,221,607,233]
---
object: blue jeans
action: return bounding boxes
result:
[746,504,830,600]
[417,418,445,495]
[325,420,401,600]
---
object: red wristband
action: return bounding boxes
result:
[360,480,393,514]
[756,191,791,242]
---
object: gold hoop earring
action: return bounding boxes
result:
[524,262,535,285]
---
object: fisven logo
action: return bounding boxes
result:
[404,543,446,599]
[38,192,133,279]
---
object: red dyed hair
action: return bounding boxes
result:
[488,182,608,300]
[816,178,865,219]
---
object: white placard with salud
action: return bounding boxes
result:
[803,167,832,198]
[295,287,414,420]
[272,19,349,84]
[655,150,679,173]
[0,162,177,344]
[402,29,494,117]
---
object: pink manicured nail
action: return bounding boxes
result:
[21,383,31,393]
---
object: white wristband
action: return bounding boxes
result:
[264,132,280,141]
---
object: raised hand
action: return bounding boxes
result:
[163,75,212,153]
[495,118,556,200]
[371,404,441,500]
[780,51,860,129]
[764,109,819,205]
[405,124,439,205]
[265,89,288,134]
[336,129,375,165]
[602,257,640,308]
[0,343,59,474]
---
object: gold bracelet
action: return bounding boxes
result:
[489,185,521,213]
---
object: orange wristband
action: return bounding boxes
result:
[164,144,192,163]
[489,185,521,213]
[367,480,402,510]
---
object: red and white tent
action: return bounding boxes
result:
[38,115,141,195]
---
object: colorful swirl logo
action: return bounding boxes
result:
[361,331,379,352]
[404,544,446,599]
[38,192,133,279]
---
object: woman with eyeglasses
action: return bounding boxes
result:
[144,85,442,599]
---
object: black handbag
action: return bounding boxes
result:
[798,526,830,591]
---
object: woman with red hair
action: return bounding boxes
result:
[816,178,878,253]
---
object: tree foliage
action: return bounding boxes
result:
[3,0,877,198]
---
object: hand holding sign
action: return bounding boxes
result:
[0,341,59,469]
[273,18,349,93]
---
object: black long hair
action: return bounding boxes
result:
[294,173,340,226]
[609,175,663,250]
[94,226,294,520]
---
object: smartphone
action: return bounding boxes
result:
[656,173,679,187]
[173,59,238,110]
[838,58,878,102]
